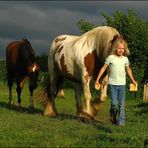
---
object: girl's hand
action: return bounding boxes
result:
[95,82,100,90]
[133,80,138,86]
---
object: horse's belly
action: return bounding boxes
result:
[55,53,81,81]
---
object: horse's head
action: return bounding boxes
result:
[21,38,40,91]
[28,61,40,92]
[93,26,122,60]
[22,38,36,58]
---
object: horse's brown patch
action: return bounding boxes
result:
[55,43,62,54]
[60,54,74,79]
[60,54,68,74]
[84,50,104,80]
[57,45,63,53]
[55,37,66,43]
[84,51,96,76]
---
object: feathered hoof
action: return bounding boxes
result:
[91,98,102,111]
[77,111,94,120]
[43,110,57,117]
[100,95,108,102]
[16,102,21,108]
[8,101,14,108]
[57,91,65,98]
[57,94,65,98]
[43,102,57,117]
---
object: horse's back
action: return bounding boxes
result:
[48,34,82,80]
[6,41,22,69]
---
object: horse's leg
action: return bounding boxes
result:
[92,75,108,111]
[81,75,96,119]
[28,75,37,109]
[29,85,34,109]
[16,80,22,107]
[57,89,65,98]
[74,83,83,115]
[100,75,108,102]
[8,78,13,107]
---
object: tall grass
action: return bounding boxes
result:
[0,83,148,147]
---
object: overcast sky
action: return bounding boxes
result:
[0,1,148,57]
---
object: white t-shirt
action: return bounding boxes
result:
[105,55,129,85]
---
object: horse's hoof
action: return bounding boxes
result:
[57,94,65,98]
[8,101,14,108]
[43,101,57,117]
[78,111,94,120]
[100,95,108,102]
[16,103,21,108]
[91,99,102,111]
[43,111,57,117]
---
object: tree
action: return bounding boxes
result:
[77,19,95,34]
[77,10,148,84]
[38,53,48,72]
[101,10,148,68]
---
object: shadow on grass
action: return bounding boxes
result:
[54,113,112,133]
[0,101,111,133]
[135,102,148,115]
[0,101,42,114]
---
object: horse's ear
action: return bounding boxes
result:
[36,56,39,60]
[122,35,128,41]
[112,35,119,44]
[36,56,40,66]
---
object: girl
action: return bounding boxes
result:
[95,38,137,126]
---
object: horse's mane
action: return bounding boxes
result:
[22,38,36,58]
[73,26,120,59]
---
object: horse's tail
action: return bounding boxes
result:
[34,74,50,107]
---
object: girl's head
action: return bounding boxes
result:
[111,38,130,56]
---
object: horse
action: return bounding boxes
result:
[6,38,40,108]
[37,26,122,119]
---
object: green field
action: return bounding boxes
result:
[0,82,148,147]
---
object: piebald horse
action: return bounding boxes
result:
[37,26,122,119]
[6,38,40,108]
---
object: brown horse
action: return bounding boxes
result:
[6,38,40,108]
[37,26,122,119]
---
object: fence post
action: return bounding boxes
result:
[143,83,148,102]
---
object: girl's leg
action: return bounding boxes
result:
[109,85,118,124]
[118,85,126,125]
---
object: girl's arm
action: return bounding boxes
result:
[126,66,137,85]
[95,64,108,85]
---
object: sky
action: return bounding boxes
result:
[0,1,148,58]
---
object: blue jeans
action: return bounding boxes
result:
[109,84,126,125]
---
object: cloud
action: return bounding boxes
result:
[0,1,147,57]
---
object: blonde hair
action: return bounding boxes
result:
[111,38,130,56]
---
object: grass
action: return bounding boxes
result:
[0,82,148,147]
